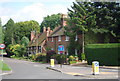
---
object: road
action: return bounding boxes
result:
[2,57,85,79]
[1,57,119,79]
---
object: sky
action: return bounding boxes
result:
[0,0,75,25]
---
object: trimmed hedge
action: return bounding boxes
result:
[85,43,120,66]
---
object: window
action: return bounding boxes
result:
[58,36,61,41]
[65,36,69,41]
[75,49,77,55]
[52,37,54,42]
[38,46,41,53]
[75,35,78,41]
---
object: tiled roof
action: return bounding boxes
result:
[49,27,65,37]
[28,32,47,47]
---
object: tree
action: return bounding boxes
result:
[21,36,29,47]
[15,20,40,42]
[90,2,120,42]
[3,18,16,45]
[0,18,3,44]
[65,2,96,54]
[40,13,61,32]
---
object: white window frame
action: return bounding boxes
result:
[58,35,61,41]
[66,49,69,55]
[75,35,78,41]
[65,36,69,41]
[51,48,54,50]
[52,37,54,42]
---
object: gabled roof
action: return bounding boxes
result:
[49,26,65,37]
[28,32,47,47]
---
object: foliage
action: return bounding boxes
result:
[68,55,75,61]
[85,43,120,48]
[81,53,86,60]
[46,50,56,62]
[10,44,26,57]
[85,43,120,66]
[65,2,96,55]
[21,36,29,47]
[91,2,120,39]
[3,19,40,46]
[51,54,67,64]
[3,18,16,45]
[40,13,61,32]
[35,53,46,62]
[15,20,40,42]
[0,18,3,43]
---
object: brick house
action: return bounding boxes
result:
[27,27,52,54]
[47,14,82,55]
[27,14,82,56]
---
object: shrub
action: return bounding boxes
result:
[81,53,86,61]
[28,54,36,60]
[10,44,26,57]
[46,50,56,62]
[68,55,75,61]
[85,43,120,66]
[51,54,67,64]
[35,53,46,62]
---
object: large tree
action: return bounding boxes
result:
[3,19,40,46]
[40,13,61,32]
[3,18,15,45]
[65,2,96,54]
[90,2,120,42]
[15,20,40,42]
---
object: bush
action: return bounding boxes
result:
[51,54,67,64]
[10,44,26,57]
[68,55,75,61]
[28,54,36,60]
[85,43,120,66]
[81,53,86,61]
[35,53,46,62]
[46,50,56,62]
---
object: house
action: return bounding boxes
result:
[27,14,82,56]
[27,27,52,55]
[47,14,82,55]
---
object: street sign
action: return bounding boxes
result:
[58,45,64,51]
[0,44,5,49]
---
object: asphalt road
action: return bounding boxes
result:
[2,57,86,79]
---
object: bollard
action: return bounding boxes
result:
[92,61,99,75]
[50,59,54,67]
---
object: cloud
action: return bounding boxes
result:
[0,0,75,25]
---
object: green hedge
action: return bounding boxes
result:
[85,43,120,66]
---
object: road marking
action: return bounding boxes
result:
[63,72,84,76]
[100,72,116,74]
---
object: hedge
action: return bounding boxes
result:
[85,43,120,66]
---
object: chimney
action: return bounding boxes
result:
[31,31,35,41]
[61,14,68,27]
[47,27,51,37]
[43,27,46,32]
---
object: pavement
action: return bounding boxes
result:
[46,62,119,79]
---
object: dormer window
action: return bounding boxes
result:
[75,35,78,41]
[58,36,61,41]
[65,36,69,41]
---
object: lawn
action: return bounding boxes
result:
[0,60,11,71]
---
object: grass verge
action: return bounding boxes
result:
[0,60,11,71]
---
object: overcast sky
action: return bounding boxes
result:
[0,0,75,25]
